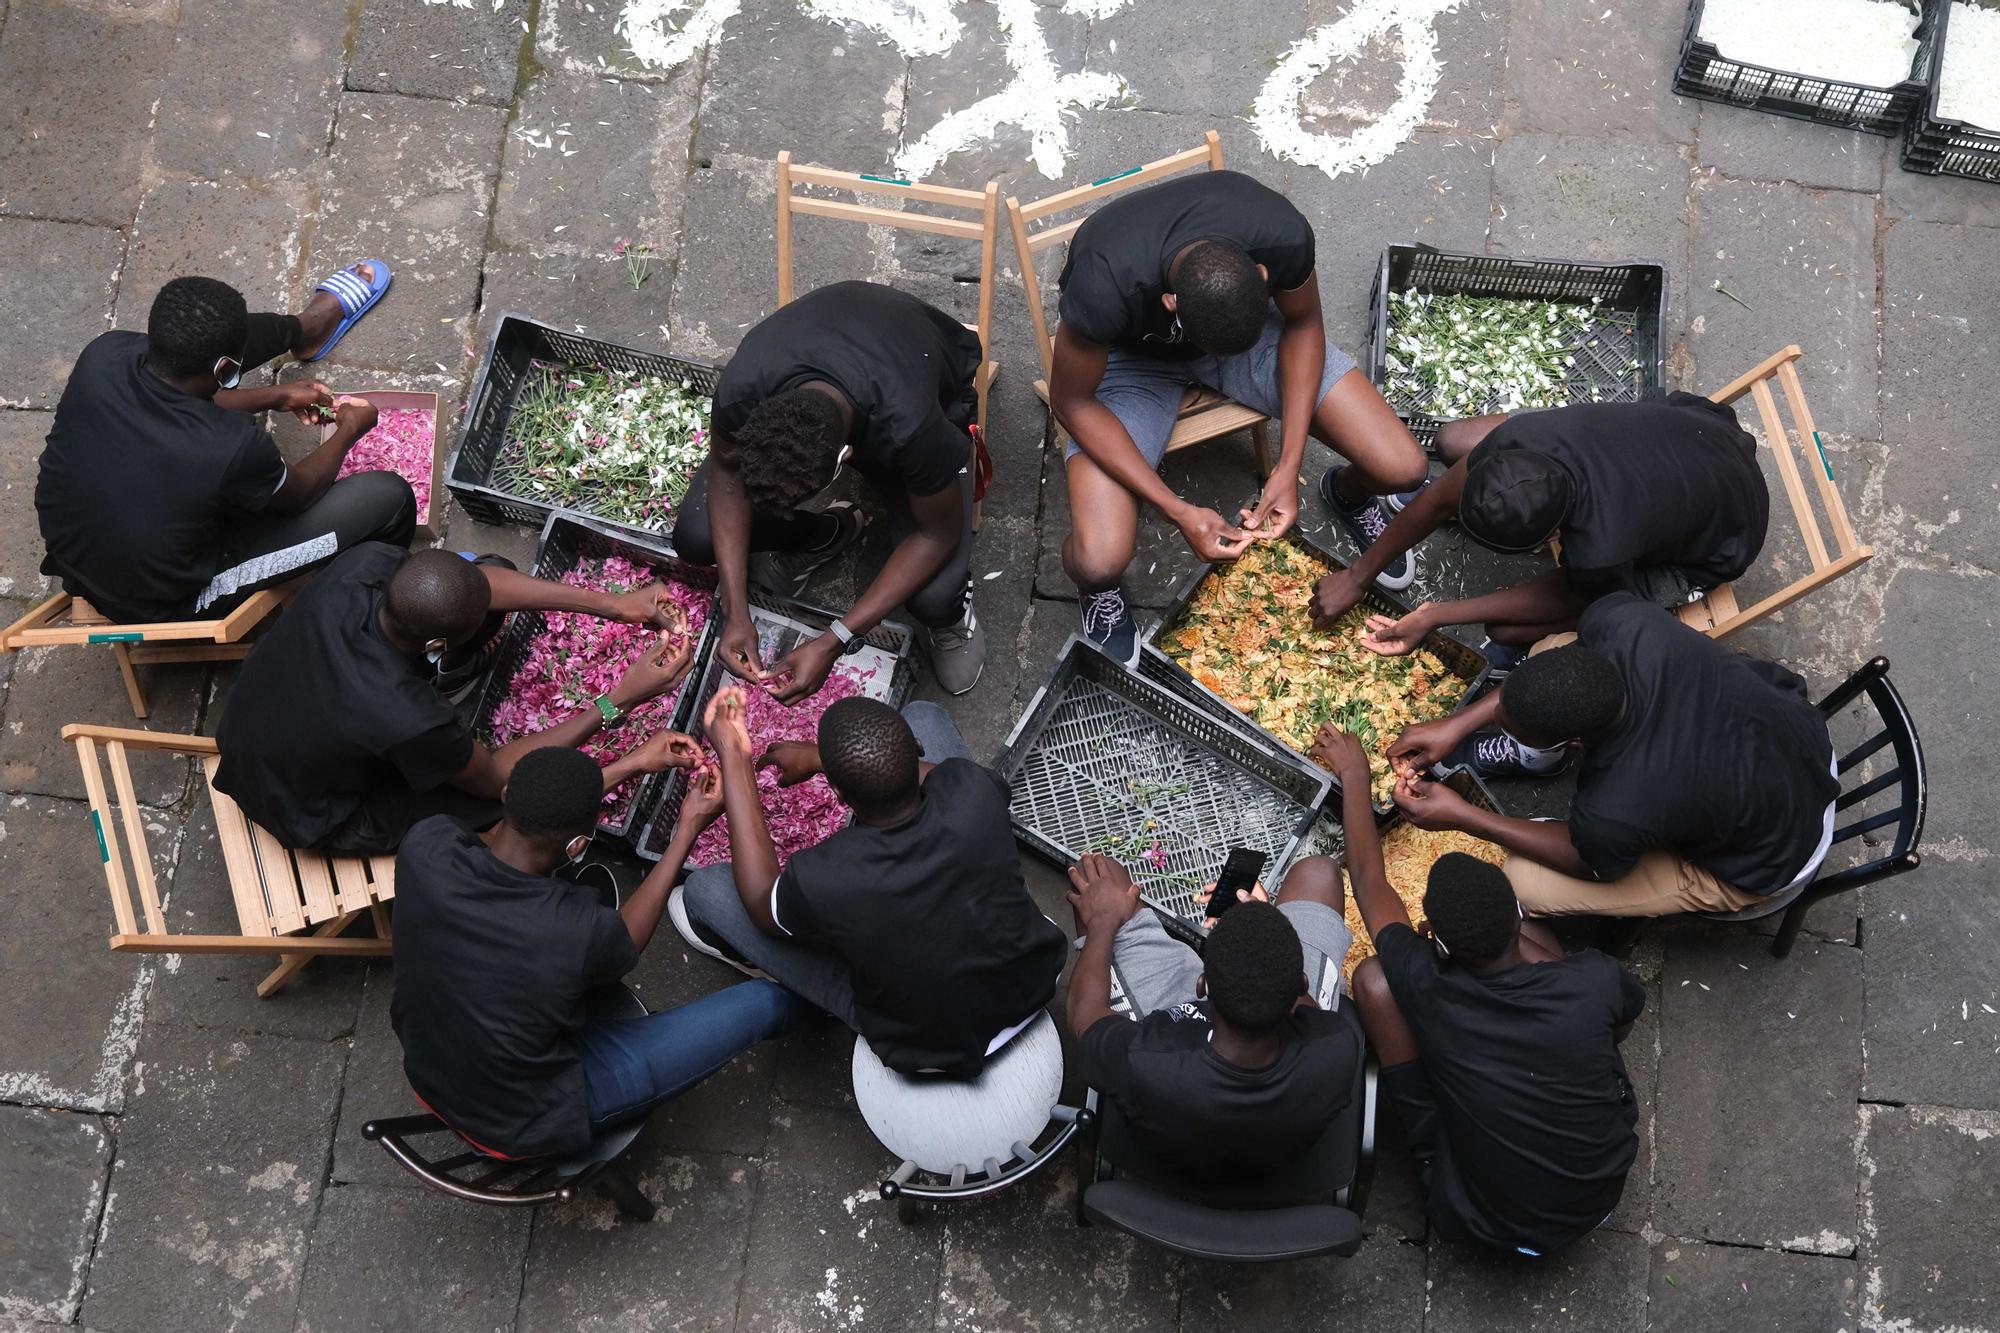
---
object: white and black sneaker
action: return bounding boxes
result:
[667,885,770,980]
[1319,466,1417,592]
[1381,478,1431,516]
[929,597,985,695]
[1079,586,1139,666]
[1446,729,1573,781]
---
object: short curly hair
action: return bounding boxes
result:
[1423,852,1520,965]
[504,746,604,840]
[1173,241,1268,356]
[384,550,492,648]
[146,276,249,379]
[818,696,919,815]
[1203,900,1304,1031]
[734,389,846,515]
[1500,643,1626,745]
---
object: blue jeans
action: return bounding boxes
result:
[579,980,802,1133]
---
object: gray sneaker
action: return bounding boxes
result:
[929,598,986,695]
[750,501,865,597]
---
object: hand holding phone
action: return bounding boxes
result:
[1202,847,1269,925]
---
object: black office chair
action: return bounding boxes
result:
[361,985,658,1220]
[1700,656,1926,957]
[1073,1004,1377,1262]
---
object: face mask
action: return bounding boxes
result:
[212,355,243,390]
[565,835,593,866]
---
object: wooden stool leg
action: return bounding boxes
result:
[256,910,363,998]
[111,643,149,719]
[1250,421,1273,479]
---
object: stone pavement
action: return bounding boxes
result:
[0,0,1996,1329]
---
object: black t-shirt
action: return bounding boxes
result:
[214,543,475,852]
[1079,1000,1359,1182]
[390,816,639,1158]
[1376,922,1644,1254]
[772,758,1067,1075]
[712,281,982,498]
[36,331,287,622]
[1056,170,1315,360]
[1569,594,1838,892]
[1475,394,1769,597]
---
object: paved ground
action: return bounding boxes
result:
[1,0,1997,1329]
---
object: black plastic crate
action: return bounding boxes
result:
[1366,244,1667,450]
[998,636,1332,944]
[630,591,918,861]
[1902,0,2000,180]
[1674,0,1940,134]
[468,510,719,843]
[1139,528,1490,818]
[445,312,721,536]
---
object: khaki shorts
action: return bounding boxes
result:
[1503,850,1762,918]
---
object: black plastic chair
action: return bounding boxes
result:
[1700,656,1926,957]
[1073,1004,1377,1262]
[361,985,658,1220]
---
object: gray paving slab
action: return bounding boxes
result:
[1697,104,1889,194]
[292,1183,532,1333]
[1101,0,1305,123]
[1502,0,1698,145]
[736,1102,944,1332]
[772,1016,864,1113]
[1860,859,2000,1112]
[0,646,202,804]
[303,93,510,376]
[1422,1227,1649,1332]
[0,0,174,227]
[536,0,694,82]
[666,162,823,360]
[514,1148,758,1333]
[1286,0,1507,139]
[1687,177,1880,442]
[0,218,121,409]
[112,180,308,335]
[1182,1236,1425,1332]
[1605,971,1659,1236]
[494,71,700,260]
[330,966,426,1190]
[616,943,782,1160]
[934,1159,1183,1333]
[0,1106,110,1325]
[478,250,679,356]
[0,410,53,602]
[692,0,908,166]
[80,1026,345,1333]
[1862,569,1992,844]
[1881,218,2000,455]
[1646,1239,1859,1333]
[1883,158,2000,229]
[0,795,173,1114]
[350,0,531,107]
[1858,1103,2000,1333]
[150,0,348,185]
[1653,929,1862,1253]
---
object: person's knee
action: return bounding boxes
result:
[343,468,418,543]
[743,979,800,1033]
[1370,438,1429,493]
[681,866,738,924]
[1277,854,1345,911]
[1351,956,1393,1015]
[1062,523,1137,590]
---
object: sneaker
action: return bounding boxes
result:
[928,596,986,696]
[1079,586,1139,666]
[1478,638,1530,680]
[667,885,770,980]
[1445,729,1573,781]
[750,501,865,597]
[1318,466,1416,592]
[1381,478,1431,516]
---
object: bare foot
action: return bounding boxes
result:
[292,261,378,359]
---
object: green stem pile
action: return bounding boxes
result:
[1382,290,1641,419]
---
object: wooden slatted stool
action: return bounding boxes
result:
[1004,131,1273,478]
[775,152,1002,525]
[3,584,296,719]
[1680,345,1873,640]
[65,724,394,998]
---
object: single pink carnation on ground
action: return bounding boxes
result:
[336,407,435,525]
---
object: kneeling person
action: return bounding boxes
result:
[676,691,1067,1077]
[391,746,800,1159]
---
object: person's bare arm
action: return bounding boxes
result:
[706,441,765,682]
[1311,458,1467,625]
[1395,774,1596,877]
[1311,728,1411,940]
[707,689,783,934]
[1359,572,1585,655]
[1435,412,1511,463]
[267,396,375,514]
[479,563,683,628]
[1385,689,1502,776]
[1064,853,1141,1035]
[620,767,724,951]
[1239,275,1326,540]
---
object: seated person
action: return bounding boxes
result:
[391,745,800,1159]
[1381,593,1839,917]
[1065,851,1362,1183]
[672,281,985,696]
[674,690,1067,1078]
[1313,395,1769,666]
[36,272,415,624]
[1320,726,1644,1257]
[214,543,692,855]
[1049,168,1426,662]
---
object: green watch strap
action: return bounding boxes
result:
[594,693,624,727]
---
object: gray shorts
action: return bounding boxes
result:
[1107,899,1354,1019]
[1068,310,1359,465]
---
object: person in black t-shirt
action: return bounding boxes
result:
[215,543,696,855]
[1379,594,1840,916]
[1066,851,1362,1184]
[1320,726,1643,1257]
[673,689,1067,1078]
[36,274,417,624]
[1049,170,1427,664]
[672,282,986,697]
[1313,395,1769,662]
[392,746,800,1160]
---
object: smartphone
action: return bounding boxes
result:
[1205,848,1268,921]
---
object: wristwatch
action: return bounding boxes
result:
[593,693,626,728]
[828,619,867,656]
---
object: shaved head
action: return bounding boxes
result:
[384,550,490,646]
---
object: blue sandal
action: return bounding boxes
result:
[301,260,392,362]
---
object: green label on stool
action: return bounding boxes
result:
[1091,166,1141,186]
[90,809,109,862]
[87,632,144,644]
